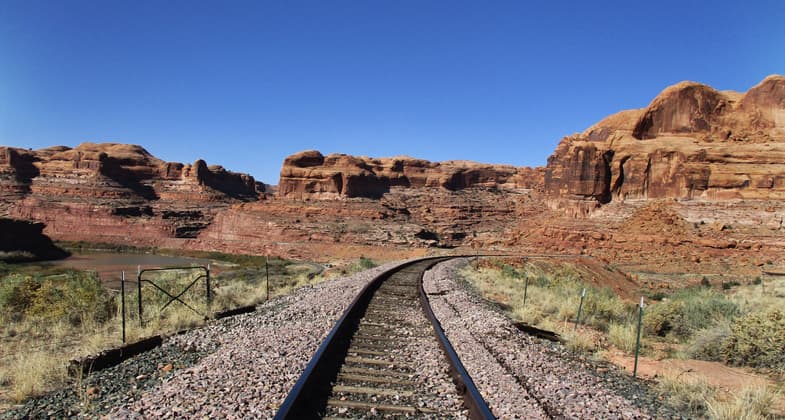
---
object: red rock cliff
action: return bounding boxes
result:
[278,150,544,199]
[545,75,785,215]
[0,142,262,241]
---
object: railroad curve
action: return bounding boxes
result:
[275,257,494,419]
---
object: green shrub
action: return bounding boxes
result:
[0,271,114,326]
[721,309,785,373]
[644,288,738,339]
[358,257,377,270]
[686,322,731,361]
[721,280,740,290]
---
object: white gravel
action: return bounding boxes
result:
[424,258,674,420]
[109,260,409,419]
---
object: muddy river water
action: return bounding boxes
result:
[39,252,224,288]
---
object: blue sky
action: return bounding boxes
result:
[2,1,783,184]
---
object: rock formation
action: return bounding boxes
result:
[545,75,785,215]
[278,150,544,199]
[0,143,262,242]
[2,76,784,287]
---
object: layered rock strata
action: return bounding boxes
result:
[0,143,262,243]
[545,75,785,215]
[278,150,544,199]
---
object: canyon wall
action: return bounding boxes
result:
[0,143,263,243]
[278,150,544,199]
[544,75,785,215]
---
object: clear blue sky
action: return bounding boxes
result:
[2,1,783,184]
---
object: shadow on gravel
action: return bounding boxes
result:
[0,343,213,419]
[512,322,564,343]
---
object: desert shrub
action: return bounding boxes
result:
[581,287,632,330]
[721,280,740,290]
[0,274,39,321]
[500,264,524,279]
[0,271,114,326]
[358,257,377,270]
[721,309,785,373]
[644,288,738,339]
[686,322,731,362]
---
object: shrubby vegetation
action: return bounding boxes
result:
[0,270,114,326]
[461,258,784,419]
[0,249,353,403]
[643,287,738,339]
[465,261,635,334]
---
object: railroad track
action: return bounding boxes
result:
[275,258,494,419]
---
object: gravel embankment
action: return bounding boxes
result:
[2,261,408,419]
[423,258,681,420]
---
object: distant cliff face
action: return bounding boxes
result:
[277,150,544,199]
[0,142,260,202]
[0,142,262,242]
[545,75,785,215]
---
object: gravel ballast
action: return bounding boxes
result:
[424,258,680,419]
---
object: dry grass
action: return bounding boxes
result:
[461,262,634,352]
[656,370,715,417]
[656,370,781,420]
[563,329,597,353]
[707,385,781,420]
[608,321,639,354]
[0,257,327,404]
[4,351,67,402]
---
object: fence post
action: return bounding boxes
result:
[137,265,143,327]
[634,296,645,377]
[206,263,212,311]
[121,271,126,344]
[574,288,586,331]
[522,276,529,315]
[265,256,270,300]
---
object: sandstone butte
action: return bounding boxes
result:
[1,74,784,287]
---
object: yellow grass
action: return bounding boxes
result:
[0,259,328,404]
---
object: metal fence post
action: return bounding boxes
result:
[265,256,270,300]
[522,276,529,315]
[121,271,126,344]
[634,296,645,378]
[206,263,212,310]
[137,265,143,327]
[574,287,586,331]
